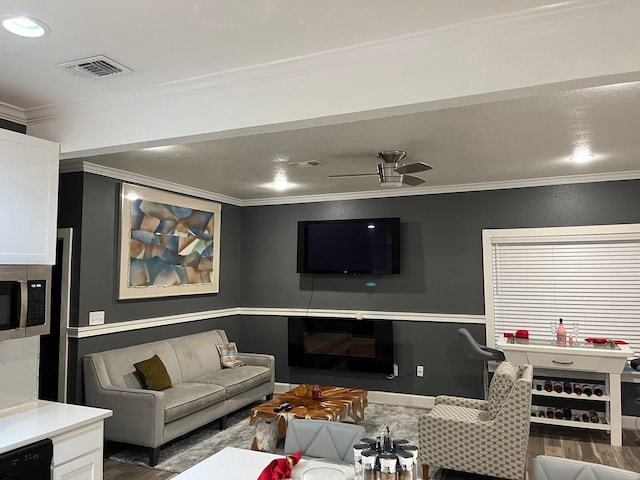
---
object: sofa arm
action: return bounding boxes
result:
[434,395,487,410]
[83,356,165,448]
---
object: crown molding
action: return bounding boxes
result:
[0,102,27,124]
[22,0,624,124]
[245,170,640,206]
[60,161,243,206]
[61,161,640,207]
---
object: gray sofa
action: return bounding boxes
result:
[83,329,274,465]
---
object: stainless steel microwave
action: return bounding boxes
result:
[0,265,51,341]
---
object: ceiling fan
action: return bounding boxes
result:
[329,150,432,188]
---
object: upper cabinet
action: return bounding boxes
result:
[0,129,59,265]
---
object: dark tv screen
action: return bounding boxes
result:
[296,217,400,274]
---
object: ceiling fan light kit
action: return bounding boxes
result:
[330,149,433,188]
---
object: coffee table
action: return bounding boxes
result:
[249,384,367,452]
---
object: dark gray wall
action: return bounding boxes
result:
[240,181,640,312]
[59,173,243,402]
[0,118,26,133]
[238,180,640,406]
[60,175,640,409]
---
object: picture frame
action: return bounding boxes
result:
[118,183,222,299]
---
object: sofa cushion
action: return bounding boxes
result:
[487,361,518,419]
[98,341,182,388]
[194,365,271,397]
[216,342,246,368]
[134,354,173,391]
[164,382,226,423]
[168,330,228,381]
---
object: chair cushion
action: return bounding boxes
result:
[487,361,518,418]
[133,354,173,391]
[533,455,640,480]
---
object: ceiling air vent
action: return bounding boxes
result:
[57,55,132,78]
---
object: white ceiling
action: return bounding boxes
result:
[2,0,640,205]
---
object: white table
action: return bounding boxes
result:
[499,338,632,446]
[172,447,306,480]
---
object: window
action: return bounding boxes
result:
[482,224,640,357]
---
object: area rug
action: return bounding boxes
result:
[108,402,501,479]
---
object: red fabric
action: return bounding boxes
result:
[585,338,628,344]
[257,451,302,480]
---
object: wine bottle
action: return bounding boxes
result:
[563,381,572,394]
[593,385,604,396]
[563,407,572,420]
[538,410,546,418]
[546,407,555,419]
[556,318,567,344]
[544,380,553,392]
[582,412,589,422]
[553,382,563,394]
[589,410,600,423]
[573,384,583,396]
[554,407,564,419]
[582,384,593,396]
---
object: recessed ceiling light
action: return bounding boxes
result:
[570,153,596,163]
[1,15,50,38]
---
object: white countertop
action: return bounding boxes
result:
[172,447,357,480]
[0,400,112,454]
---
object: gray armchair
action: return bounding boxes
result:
[284,418,365,463]
[533,455,640,480]
[419,361,533,480]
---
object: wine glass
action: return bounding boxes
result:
[549,321,557,342]
[572,322,580,344]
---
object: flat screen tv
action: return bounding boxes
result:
[296,217,400,274]
[288,317,394,374]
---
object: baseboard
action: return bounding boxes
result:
[622,415,640,431]
[274,382,434,409]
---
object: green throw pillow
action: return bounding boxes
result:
[216,342,247,368]
[134,354,172,391]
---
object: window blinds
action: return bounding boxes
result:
[490,240,640,357]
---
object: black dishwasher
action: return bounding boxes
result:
[0,438,53,480]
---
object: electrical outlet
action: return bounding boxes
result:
[393,363,399,377]
[416,365,424,377]
[89,311,105,326]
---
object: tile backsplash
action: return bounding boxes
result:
[0,336,39,410]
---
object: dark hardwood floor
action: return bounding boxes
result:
[103,426,640,479]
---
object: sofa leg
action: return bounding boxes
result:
[149,447,160,467]
[266,393,273,401]
[219,415,228,430]
[422,464,429,479]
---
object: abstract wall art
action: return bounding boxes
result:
[118,183,222,299]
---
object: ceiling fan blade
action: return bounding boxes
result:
[395,162,433,174]
[401,175,426,186]
[328,173,378,179]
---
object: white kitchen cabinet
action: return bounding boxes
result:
[0,401,112,480]
[52,422,104,480]
[0,128,59,265]
[52,448,102,480]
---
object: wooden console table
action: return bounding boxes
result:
[498,338,632,446]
